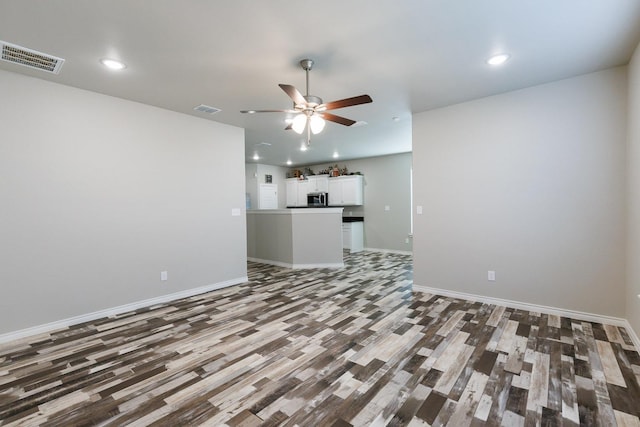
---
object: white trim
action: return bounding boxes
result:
[292,263,344,269]
[364,247,413,256]
[248,257,292,268]
[248,257,344,270]
[624,320,640,352]
[413,285,640,351]
[0,276,248,345]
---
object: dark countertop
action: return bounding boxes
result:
[342,216,364,223]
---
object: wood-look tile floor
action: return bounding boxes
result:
[1,252,640,426]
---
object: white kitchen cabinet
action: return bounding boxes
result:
[286,175,331,207]
[296,180,309,206]
[286,178,310,207]
[328,175,363,206]
[286,179,298,207]
[342,221,364,252]
[307,175,329,193]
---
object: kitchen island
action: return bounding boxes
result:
[246,208,344,269]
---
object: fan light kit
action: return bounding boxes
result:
[241,59,372,145]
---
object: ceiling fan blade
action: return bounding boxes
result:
[319,112,356,126]
[240,109,296,113]
[279,84,306,106]
[323,95,372,111]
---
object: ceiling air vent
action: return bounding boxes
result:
[0,41,65,74]
[193,104,221,115]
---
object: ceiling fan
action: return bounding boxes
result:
[241,59,372,144]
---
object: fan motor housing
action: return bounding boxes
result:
[303,95,323,108]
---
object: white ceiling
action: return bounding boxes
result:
[2,1,640,166]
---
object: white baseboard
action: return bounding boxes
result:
[413,285,640,352]
[0,276,248,345]
[625,321,640,353]
[364,247,413,256]
[248,257,344,270]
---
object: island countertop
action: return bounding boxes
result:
[246,208,344,269]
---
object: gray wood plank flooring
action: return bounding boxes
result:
[1,251,639,426]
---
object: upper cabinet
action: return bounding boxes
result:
[328,175,363,206]
[286,178,310,207]
[297,180,309,205]
[287,174,362,207]
[286,179,300,207]
[307,175,329,193]
[286,175,329,207]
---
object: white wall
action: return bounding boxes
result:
[307,153,413,252]
[245,163,288,209]
[257,164,288,208]
[245,163,258,209]
[628,44,640,333]
[413,68,627,317]
[0,70,247,334]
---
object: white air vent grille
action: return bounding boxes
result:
[1,41,65,74]
[193,104,221,115]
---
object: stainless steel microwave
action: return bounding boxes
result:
[307,192,328,207]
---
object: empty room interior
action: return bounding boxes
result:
[2,2,640,426]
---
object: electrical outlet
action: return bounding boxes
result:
[405,238,409,244]
[488,270,496,281]
[161,271,168,281]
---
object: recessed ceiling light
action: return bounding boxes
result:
[392,117,400,122]
[286,160,292,165]
[100,58,126,70]
[300,144,308,152]
[284,118,293,124]
[487,53,510,66]
[252,153,259,160]
[333,152,339,159]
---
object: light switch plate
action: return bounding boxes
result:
[416,206,423,215]
[231,208,241,216]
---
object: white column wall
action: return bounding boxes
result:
[0,70,247,334]
[412,68,627,317]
